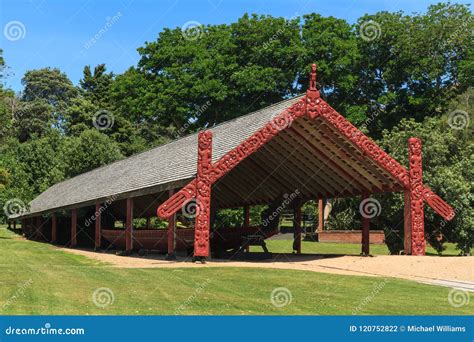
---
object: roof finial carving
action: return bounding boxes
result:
[309,63,317,90]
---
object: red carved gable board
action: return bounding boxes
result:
[157,64,455,222]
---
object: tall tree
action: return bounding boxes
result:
[80,64,114,106]
[355,3,473,135]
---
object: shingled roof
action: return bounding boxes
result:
[19,96,303,218]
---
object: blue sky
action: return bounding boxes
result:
[1,0,471,91]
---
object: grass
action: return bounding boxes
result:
[255,239,460,256]
[0,226,472,315]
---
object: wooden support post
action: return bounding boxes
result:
[125,198,134,253]
[361,215,370,255]
[360,194,371,255]
[408,138,425,255]
[194,131,213,260]
[403,191,412,254]
[167,189,177,260]
[146,217,151,229]
[51,213,57,244]
[318,199,324,233]
[21,219,25,236]
[71,209,77,247]
[13,220,16,230]
[36,216,42,240]
[95,203,101,250]
[244,206,250,252]
[8,221,11,229]
[293,204,302,254]
[244,206,250,227]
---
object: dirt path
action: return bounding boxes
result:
[61,248,474,289]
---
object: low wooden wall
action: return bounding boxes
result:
[318,230,385,244]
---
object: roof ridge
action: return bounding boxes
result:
[37,95,303,194]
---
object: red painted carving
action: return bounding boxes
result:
[157,97,306,219]
[194,131,213,257]
[305,63,321,119]
[310,98,410,188]
[423,187,455,220]
[158,180,196,218]
[408,138,425,256]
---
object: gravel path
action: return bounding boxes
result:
[61,247,474,289]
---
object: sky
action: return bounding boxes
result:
[1,0,471,92]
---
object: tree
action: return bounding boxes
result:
[80,64,113,106]
[355,3,473,136]
[21,68,78,129]
[299,14,364,123]
[62,129,123,177]
[128,13,302,136]
[14,99,53,142]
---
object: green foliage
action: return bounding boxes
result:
[14,99,53,142]
[62,129,123,178]
[215,208,244,228]
[354,3,473,135]
[80,64,113,106]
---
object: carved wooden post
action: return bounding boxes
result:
[403,191,412,254]
[167,189,177,260]
[125,198,134,253]
[95,203,102,250]
[194,131,213,259]
[318,199,324,233]
[51,213,57,244]
[408,138,425,255]
[71,209,77,247]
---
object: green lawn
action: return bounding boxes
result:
[0,227,472,315]
[256,239,460,256]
